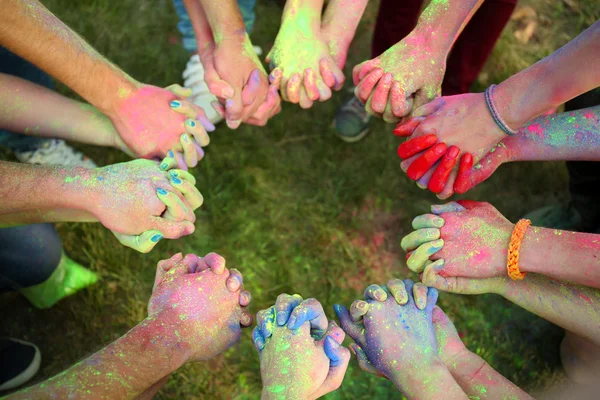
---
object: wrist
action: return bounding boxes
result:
[139,314,193,369]
[518,226,546,274]
[390,358,447,395]
[96,72,140,118]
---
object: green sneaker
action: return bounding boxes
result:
[523,203,591,232]
[333,95,372,143]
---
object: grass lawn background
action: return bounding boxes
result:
[1,0,599,398]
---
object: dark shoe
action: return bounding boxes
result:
[333,95,372,143]
[0,338,41,391]
[523,202,594,232]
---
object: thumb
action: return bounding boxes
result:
[112,229,163,253]
[422,262,503,295]
[349,343,382,376]
[150,218,195,239]
[204,63,235,100]
[315,335,351,397]
[462,143,511,193]
[455,200,493,210]
[165,83,192,98]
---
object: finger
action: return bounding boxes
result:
[412,98,443,118]
[150,218,195,239]
[211,101,226,119]
[226,268,243,292]
[200,252,226,274]
[412,214,445,229]
[252,326,266,351]
[413,282,429,310]
[184,119,210,147]
[154,253,184,290]
[369,73,393,114]
[241,311,254,327]
[156,188,194,222]
[431,202,466,215]
[180,253,200,273]
[287,298,328,333]
[204,70,235,100]
[330,61,345,91]
[168,171,203,210]
[355,68,384,104]
[397,134,438,159]
[402,279,416,306]
[170,99,199,119]
[364,284,388,302]
[400,228,440,252]
[421,259,446,287]
[113,229,163,253]
[350,300,370,322]
[437,170,457,200]
[269,68,283,89]
[417,162,438,189]
[453,153,474,194]
[382,101,400,124]
[406,239,444,273]
[303,68,319,101]
[352,60,377,86]
[466,151,506,193]
[242,69,261,106]
[406,143,448,180]
[387,279,408,305]
[318,336,351,396]
[390,81,411,118]
[257,306,276,339]
[320,59,336,88]
[240,291,252,307]
[349,343,380,376]
[298,88,314,109]
[422,262,501,295]
[165,84,192,98]
[428,145,460,194]
[275,293,304,326]
[316,80,332,102]
[426,286,439,314]
[393,117,424,137]
[286,73,302,104]
[179,133,198,168]
[333,304,365,346]
[225,92,243,129]
[159,150,178,171]
[413,88,438,112]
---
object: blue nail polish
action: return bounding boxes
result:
[170,100,181,108]
[182,133,190,142]
[333,304,342,316]
[172,177,182,185]
[157,188,167,195]
[186,120,196,127]
[287,315,297,329]
[160,163,168,170]
[225,99,234,108]
[151,234,163,243]
[168,150,174,158]
[169,170,178,178]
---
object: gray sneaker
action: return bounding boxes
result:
[15,139,97,168]
[333,95,372,143]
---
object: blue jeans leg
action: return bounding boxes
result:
[0,47,54,153]
[0,224,62,291]
[171,0,257,53]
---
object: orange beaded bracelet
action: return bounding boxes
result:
[507,219,531,281]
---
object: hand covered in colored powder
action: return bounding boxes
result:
[267,14,345,108]
[199,31,280,128]
[335,280,442,393]
[253,294,350,399]
[353,31,447,122]
[394,93,509,198]
[108,83,212,168]
[73,159,201,249]
[402,201,514,282]
[148,253,253,362]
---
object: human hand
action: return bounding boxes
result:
[77,159,202,248]
[335,280,440,390]
[394,93,508,197]
[108,83,212,168]
[253,294,350,399]
[267,17,345,109]
[199,32,280,128]
[353,32,447,122]
[148,252,253,362]
[402,202,514,282]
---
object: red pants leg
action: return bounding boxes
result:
[371,0,423,58]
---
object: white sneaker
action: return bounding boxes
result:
[15,139,97,168]
[182,54,223,124]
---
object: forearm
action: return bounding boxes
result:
[196,0,246,42]
[519,226,600,288]
[445,350,532,399]
[0,162,94,226]
[0,73,120,148]
[0,0,137,115]
[7,316,190,400]
[391,361,468,400]
[501,274,600,347]
[281,0,325,33]
[411,0,484,53]
[321,0,368,57]
[495,20,600,129]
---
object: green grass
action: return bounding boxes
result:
[2,0,599,398]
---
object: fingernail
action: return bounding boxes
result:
[182,133,191,142]
[170,100,181,109]
[222,87,234,98]
[416,181,428,189]
[433,217,445,228]
[333,304,342,315]
[151,234,163,243]
[327,336,340,348]
[227,119,241,129]
[186,120,196,128]
[160,163,168,170]
[157,188,167,195]
[276,311,287,326]
[417,298,426,309]
[291,75,299,83]
[168,150,175,158]
[429,239,444,253]
[199,116,216,132]
[241,313,252,326]
[252,69,260,81]
[225,99,234,108]
[349,343,357,355]
[357,300,367,309]
[255,337,265,350]
[433,259,445,271]
[169,170,178,177]
[375,289,387,301]
[172,176,182,185]
[287,315,297,329]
